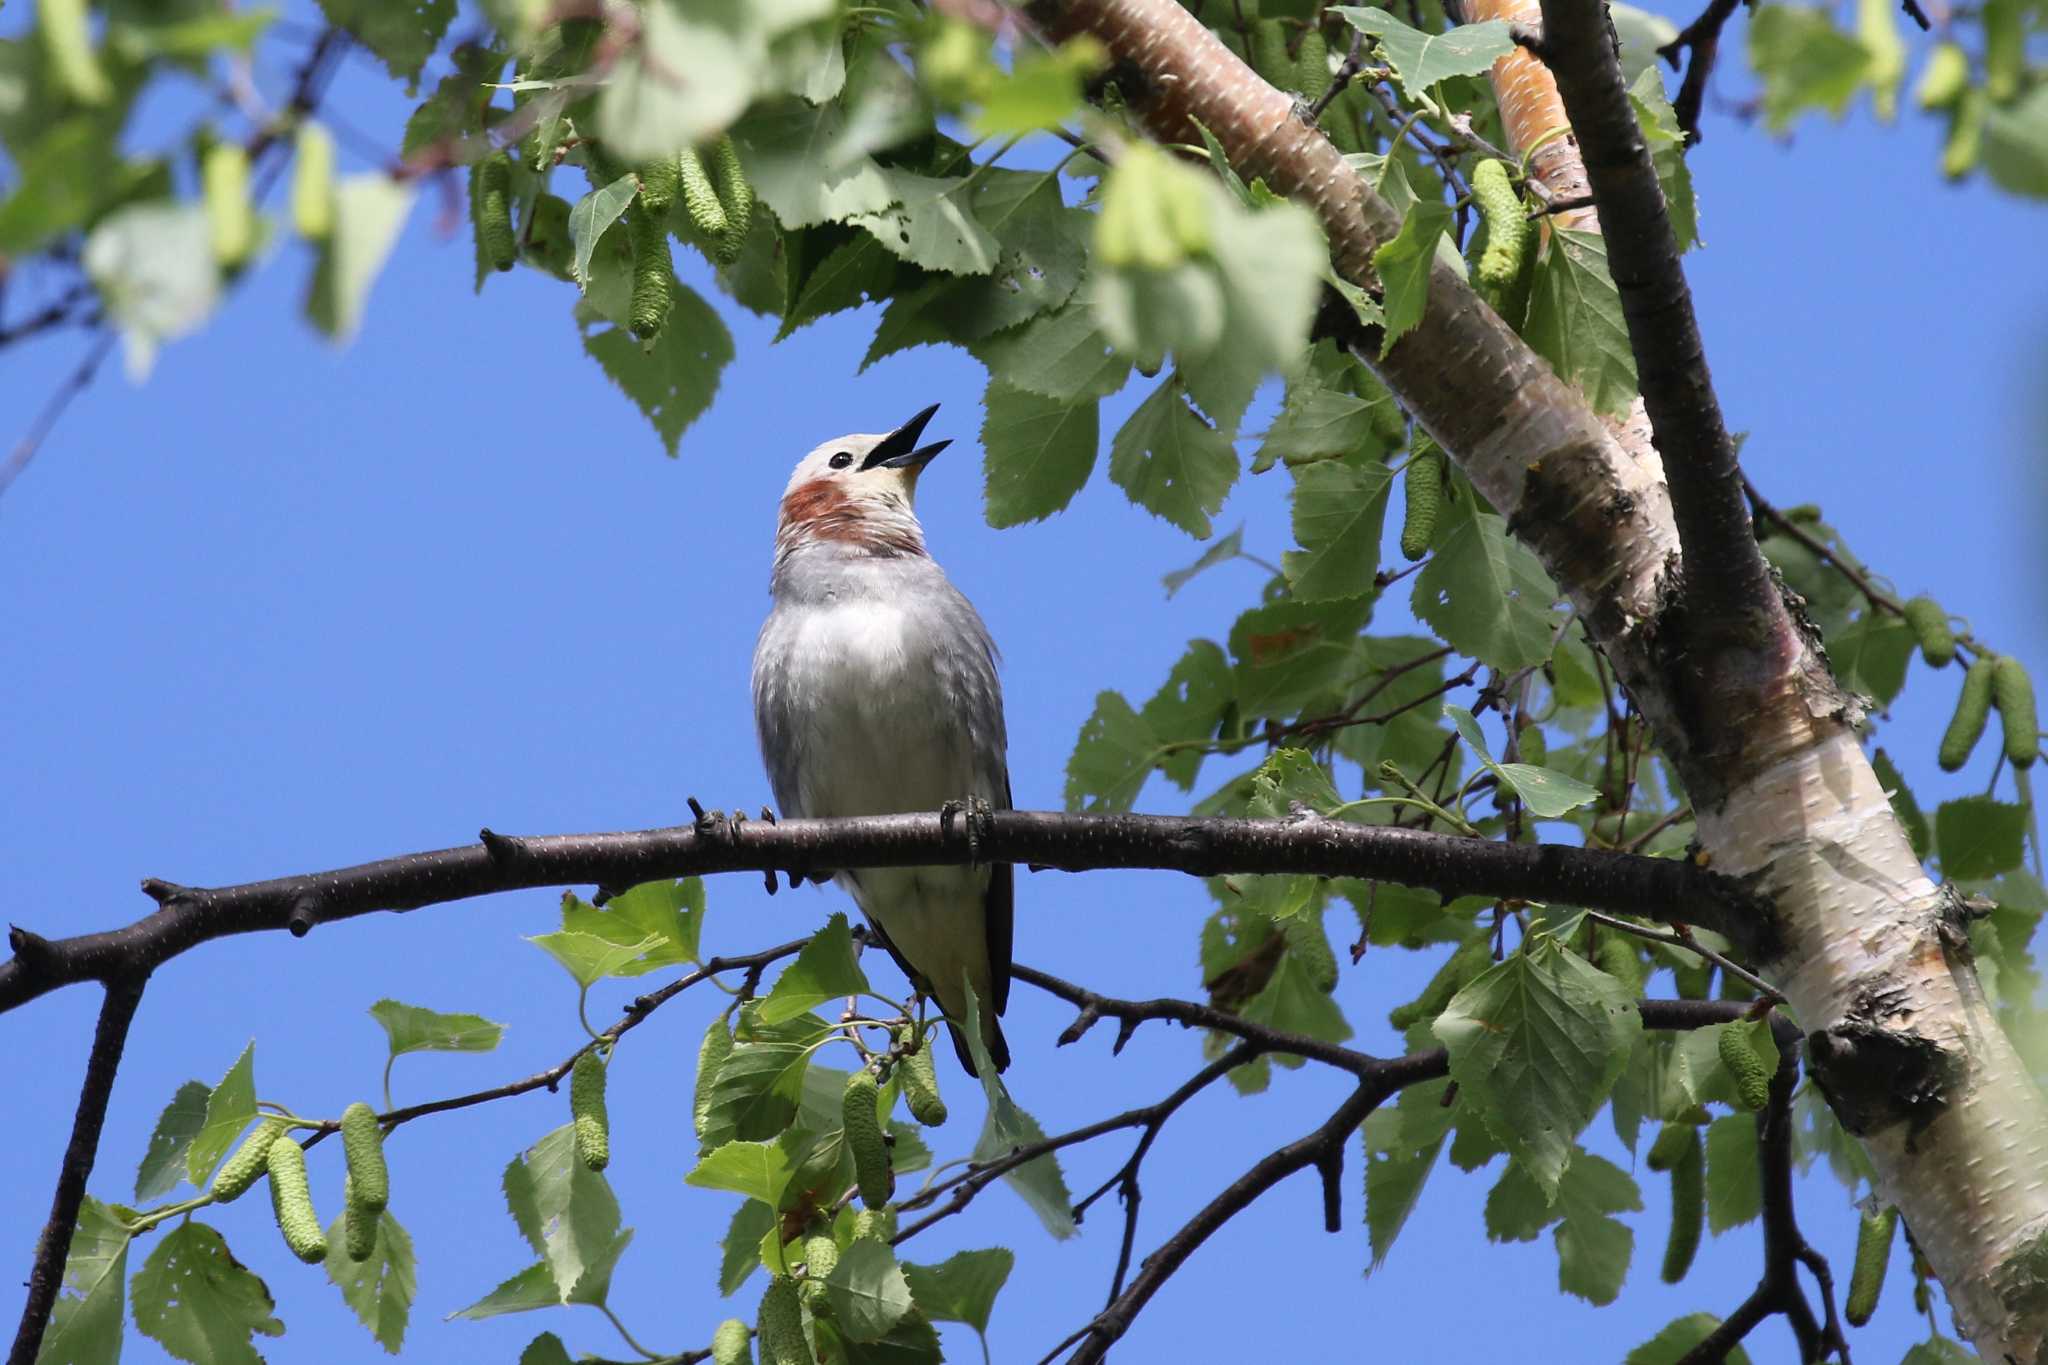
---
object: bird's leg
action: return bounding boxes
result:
[940,797,991,866]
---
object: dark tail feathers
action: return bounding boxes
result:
[945,1013,1009,1079]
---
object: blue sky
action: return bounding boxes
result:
[2,6,2044,1363]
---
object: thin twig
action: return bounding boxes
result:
[1581,908,1785,1004]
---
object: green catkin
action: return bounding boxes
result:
[292,123,335,241]
[626,208,674,341]
[677,145,728,238]
[1595,936,1642,997]
[801,1233,838,1306]
[213,1118,289,1202]
[695,1016,735,1140]
[1470,159,1527,297]
[1293,27,1331,100]
[203,142,253,269]
[1400,445,1445,560]
[266,1139,328,1264]
[1645,1122,1693,1173]
[1939,658,1997,771]
[343,1174,378,1262]
[1660,1132,1704,1284]
[712,1318,754,1365]
[1248,19,1292,88]
[1846,1206,1898,1326]
[851,1207,896,1243]
[1902,596,1956,668]
[340,1101,388,1212]
[637,154,681,213]
[842,1070,893,1208]
[757,1277,806,1365]
[470,154,515,273]
[1993,656,2039,768]
[709,136,753,265]
[571,1051,610,1172]
[1283,913,1340,993]
[897,1026,948,1127]
[1718,1026,1772,1112]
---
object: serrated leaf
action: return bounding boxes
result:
[502,1124,626,1302]
[583,283,735,456]
[1371,199,1452,354]
[962,986,1075,1239]
[1434,938,1641,1199]
[1625,1314,1752,1365]
[1252,377,1400,473]
[851,169,1000,275]
[37,1196,130,1365]
[185,1042,256,1187]
[131,1222,282,1365]
[687,1140,796,1206]
[324,1209,415,1353]
[980,382,1098,527]
[1828,611,1914,704]
[733,95,900,230]
[314,0,452,82]
[901,1248,1013,1335]
[136,1080,210,1199]
[1363,1079,1453,1271]
[718,1198,777,1296]
[1902,1337,1983,1365]
[1161,529,1246,599]
[1522,228,1636,416]
[1064,692,1159,812]
[969,298,1131,402]
[1937,797,2028,879]
[1142,639,1235,790]
[700,1012,822,1148]
[568,175,636,289]
[1227,595,1373,719]
[1704,1114,1762,1233]
[1411,498,1561,670]
[1241,953,1353,1045]
[1331,9,1516,99]
[1484,1145,1640,1303]
[452,1261,559,1321]
[825,1238,914,1343]
[779,234,897,341]
[1628,68,1699,252]
[1109,379,1238,538]
[1444,705,1599,818]
[367,1000,505,1058]
[1748,5,1874,132]
[933,169,1089,337]
[1283,457,1394,601]
[526,929,669,989]
[518,1332,575,1365]
[760,914,872,1023]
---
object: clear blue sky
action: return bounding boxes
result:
[3,6,2044,1363]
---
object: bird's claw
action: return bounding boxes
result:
[940,796,994,865]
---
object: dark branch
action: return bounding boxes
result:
[1537,0,1777,642]
[9,974,148,1365]
[1,809,1763,1013]
[1654,0,1742,145]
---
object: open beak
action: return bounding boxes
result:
[861,402,951,471]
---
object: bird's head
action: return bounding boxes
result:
[775,403,951,560]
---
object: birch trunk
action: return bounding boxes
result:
[1031,1,2048,1354]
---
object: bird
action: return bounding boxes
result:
[751,403,1012,1076]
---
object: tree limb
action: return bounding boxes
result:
[1,809,1763,1012]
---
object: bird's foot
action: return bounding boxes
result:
[940,797,994,865]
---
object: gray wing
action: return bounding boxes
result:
[750,610,806,820]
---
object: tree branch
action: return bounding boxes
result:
[9,974,148,1365]
[1,809,1762,1013]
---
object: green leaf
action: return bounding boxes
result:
[367,999,505,1058]
[760,914,872,1023]
[973,40,1101,136]
[185,1042,256,1187]
[131,1222,282,1365]
[37,1196,130,1365]
[1161,529,1246,599]
[825,1238,915,1344]
[1331,9,1515,100]
[779,233,898,341]
[1228,595,1373,719]
[399,46,503,159]
[1282,457,1394,601]
[568,175,637,289]
[1984,86,2048,198]
[1902,1337,1984,1365]
[732,95,900,230]
[324,1209,416,1353]
[583,283,736,456]
[1252,374,1400,472]
[817,1313,945,1365]
[502,1124,628,1301]
[1484,1147,1641,1304]
[1704,1113,1762,1233]
[559,878,705,975]
[1937,797,2029,879]
[852,169,1001,275]
[980,382,1098,527]
[1444,705,1599,818]
[1411,497,1561,671]
[1362,1078,1453,1271]
[1142,639,1236,790]
[452,1261,560,1321]
[1828,611,1914,704]
[700,1010,823,1148]
[962,986,1075,1239]
[314,0,453,82]
[1434,937,1641,1200]
[136,1080,211,1199]
[1065,691,1159,812]
[82,202,220,381]
[1626,1314,1752,1365]
[687,1140,795,1207]
[1522,228,1637,416]
[901,1248,1013,1336]
[526,929,669,989]
[1371,198,1453,354]
[306,175,415,342]
[518,1333,575,1365]
[969,298,1131,402]
[1109,379,1238,538]
[1245,749,1345,820]
[1748,6,1873,131]
[718,1198,777,1296]
[1628,67,1700,252]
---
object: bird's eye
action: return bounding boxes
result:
[828,451,854,469]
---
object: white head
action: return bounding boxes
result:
[775,403,951,562]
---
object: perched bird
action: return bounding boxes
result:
[751,404,1012,1075]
